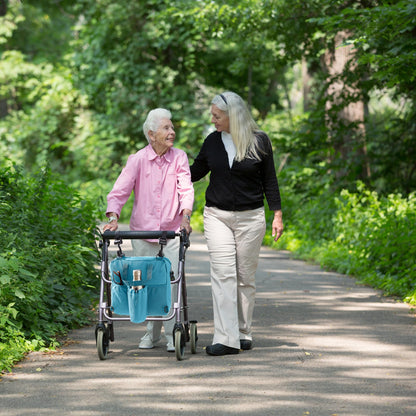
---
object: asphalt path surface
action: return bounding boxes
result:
[1,229,415,416]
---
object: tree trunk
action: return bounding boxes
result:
[324,30,371,180]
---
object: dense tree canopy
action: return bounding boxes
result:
[2,0,415,194]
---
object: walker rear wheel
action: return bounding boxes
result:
[190,322,197,354]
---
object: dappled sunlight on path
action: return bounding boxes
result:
[1,231,415,416]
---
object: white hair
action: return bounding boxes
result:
[143,108,172,142]
[211,92,262,161]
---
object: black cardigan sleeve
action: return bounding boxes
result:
[258,133,282,211]
[190,139,210,182]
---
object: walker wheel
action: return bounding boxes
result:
[174,329,185,361]
[190,322,198,354]
[96,327,109,360]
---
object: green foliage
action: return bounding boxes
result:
[71,0,208,164]
[0,303,45,373]
[4,0,416,196]
[1,61,79,171]
[304,0,416,193]
[0,53,127,192]
[271,180,416,304]
[0,1,24,46]
[1,0,76,62]
[313,1,416,98]
[0,163,100,373]
[162,0,286,118]
[330,184,416,299]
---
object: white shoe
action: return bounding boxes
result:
[139,332,157,349]
[166,335,175,352]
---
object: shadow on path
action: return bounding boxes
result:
[1,230,415,416]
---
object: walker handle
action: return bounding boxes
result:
[102,230,177,240]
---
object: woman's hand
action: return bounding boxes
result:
[180,210,192,235]
[103,213,119,232]
[272,210,284,241]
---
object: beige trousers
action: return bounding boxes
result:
[131,237,179,342]
[203,206,266,349]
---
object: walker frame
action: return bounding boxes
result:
[95,229,197,361]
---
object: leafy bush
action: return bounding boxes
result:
[270,179,416,304]
[330,183,416,302]
[0,303,46,373]
[0,163,100,373]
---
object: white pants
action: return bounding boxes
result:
[203,206,266,349]
[131,237,179,342]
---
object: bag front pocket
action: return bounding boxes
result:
[111,282,129,315]
[127,286,148,323]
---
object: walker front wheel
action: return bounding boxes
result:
[96,327,109,360]
[174,329,185,361]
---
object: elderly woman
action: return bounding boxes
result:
[190,91,283,356]
[103,108,194,352]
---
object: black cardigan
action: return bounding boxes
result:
[190,130,281,211]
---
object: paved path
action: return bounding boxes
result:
[1,231,415,416]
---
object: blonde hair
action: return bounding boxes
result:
[211,91,262,161]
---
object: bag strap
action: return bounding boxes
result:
[157,231,168,257]
[115,232,125,257]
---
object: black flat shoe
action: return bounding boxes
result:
[206,343,240,356]
[240,340,252,350]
